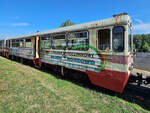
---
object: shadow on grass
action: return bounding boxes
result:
[11,58,150,111]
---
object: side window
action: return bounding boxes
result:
[12,39,20,47]
[25,39,32,48]
[12,40,14,47]
[68,31,88,51]
[52,34,66,50]
[113,26,124,52]
[98,29,110,50]
[0,41,2,47]
[40,35,51,49]
[6,40,10,47]
[128,26,132,52]
[20,39,25,48]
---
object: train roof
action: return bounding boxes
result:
[5,13,132,40]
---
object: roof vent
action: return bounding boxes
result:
[113,13,128,17]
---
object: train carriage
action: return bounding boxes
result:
[6,35,36,61]
[0,40,5,56]
[1,13,134,93]
[35,13,133,93]
[0,39,8,56]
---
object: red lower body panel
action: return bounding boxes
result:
[4,51,9,57]
[33,58,42,67]
[86,69,129,93]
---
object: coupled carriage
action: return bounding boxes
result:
[0,13,139,93]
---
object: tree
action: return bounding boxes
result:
[60,20,75,27]
[133,34,150,52]
[143,42,150,52]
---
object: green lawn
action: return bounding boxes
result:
[0,56,149,113]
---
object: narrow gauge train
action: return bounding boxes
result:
[0,13,134,93]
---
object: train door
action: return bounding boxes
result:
[34,37,36,58]
[38,36,41,58]
[34,35,42,66]
[97,29,111,71]
[34,36,40,59]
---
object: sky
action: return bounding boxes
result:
[0,0,150,39]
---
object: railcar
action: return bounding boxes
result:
[4,35,36,62]
[0,39,9,57]
[0,40,4,56]
[1,13,135,93]
[36,13,134,93]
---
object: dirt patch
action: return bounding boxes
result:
[131,68,150,77]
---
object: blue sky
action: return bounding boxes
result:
[0,0,150,39]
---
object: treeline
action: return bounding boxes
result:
[133,34,150,52]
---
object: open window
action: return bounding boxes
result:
[98,29,110,50]
[25,39,32,48]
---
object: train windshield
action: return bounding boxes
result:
[112,26,124,52]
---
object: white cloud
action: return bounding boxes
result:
[11,22,29,26]
[134,19,150,34]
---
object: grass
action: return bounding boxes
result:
[0,56,149,113]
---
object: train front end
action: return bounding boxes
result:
[86,13,134,93]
